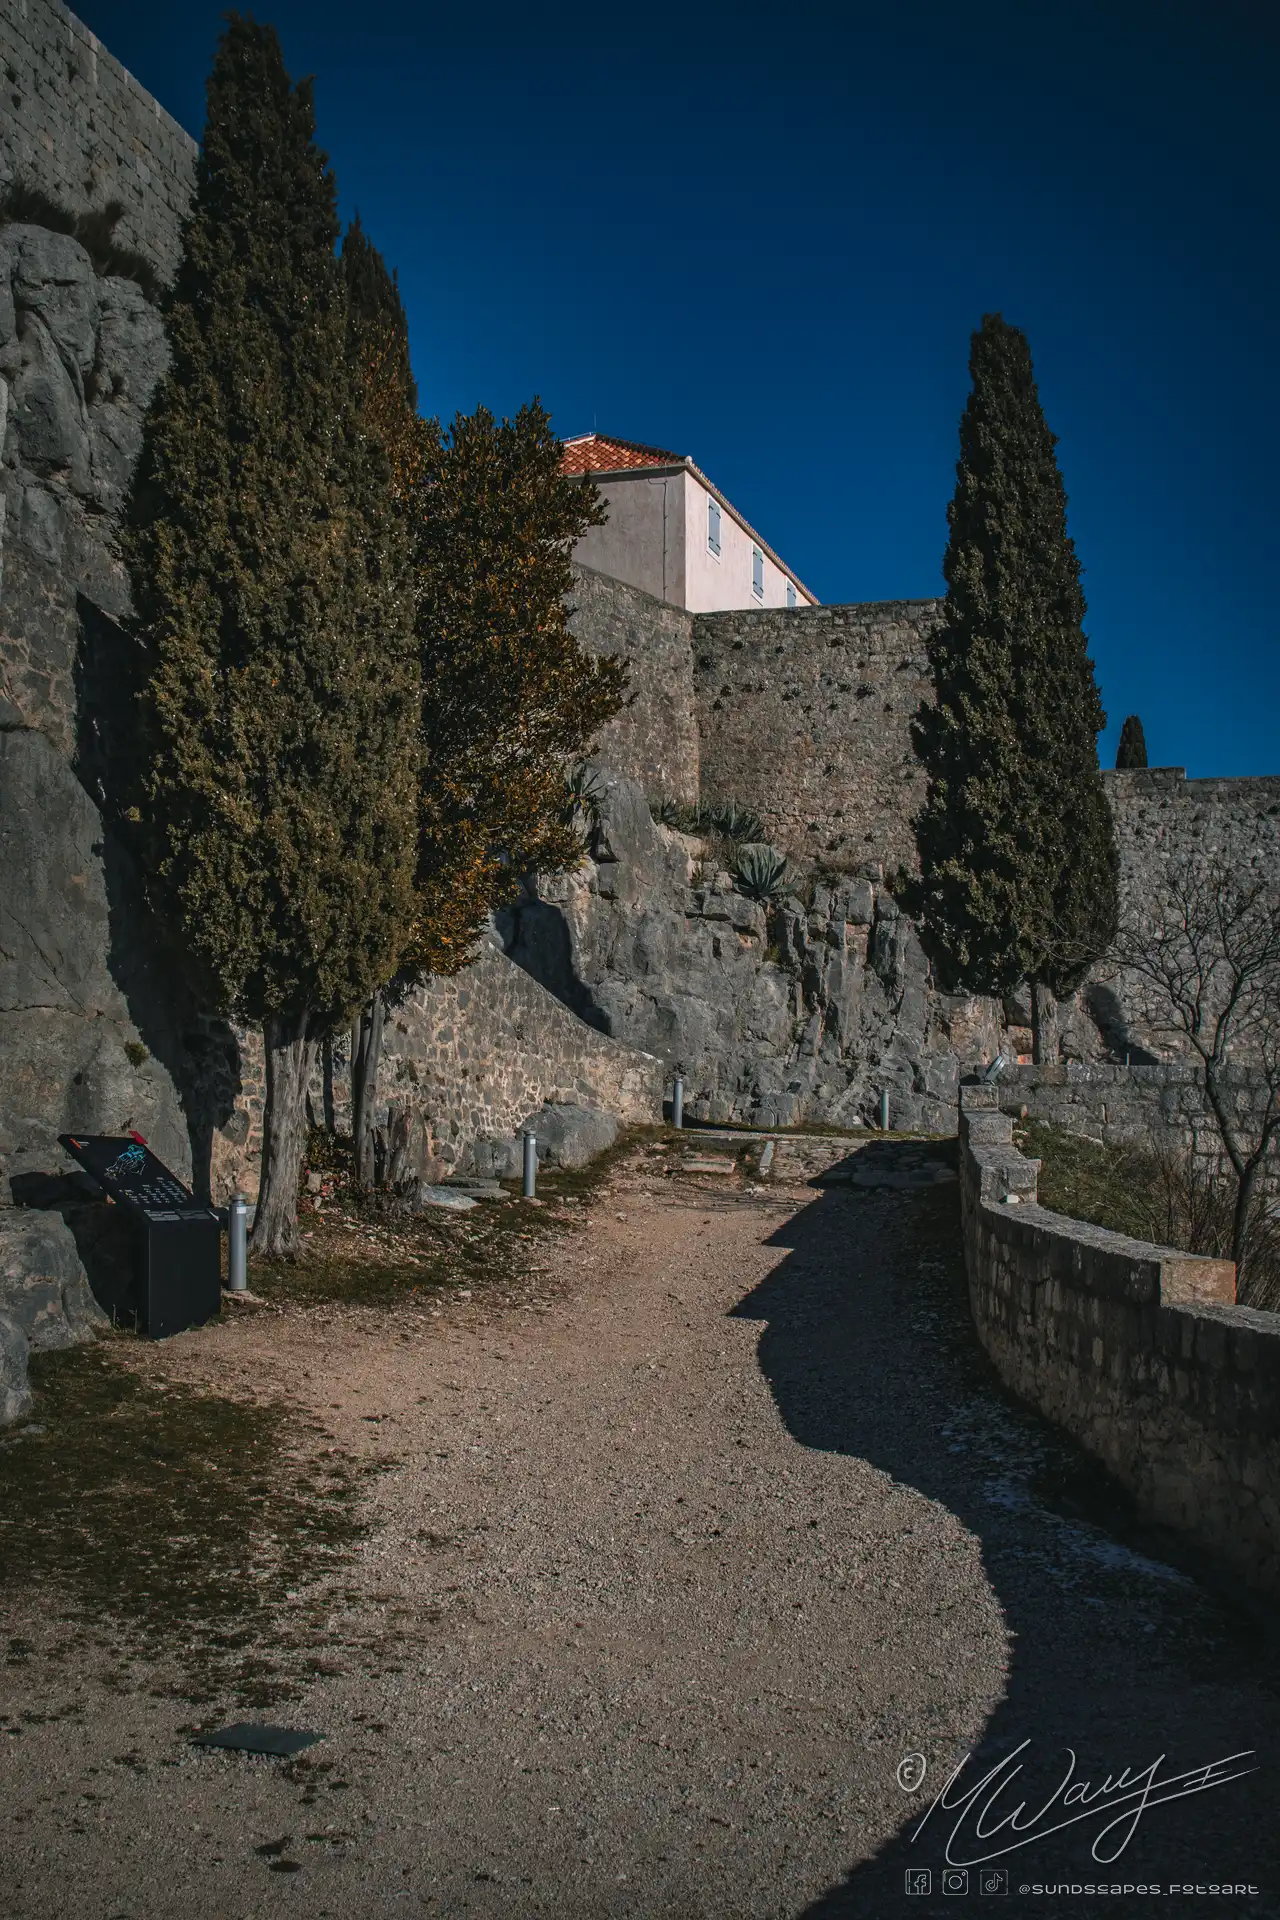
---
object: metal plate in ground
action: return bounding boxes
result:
[192,1723,323,1757]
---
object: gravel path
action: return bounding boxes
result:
[3,1138,1278,1918]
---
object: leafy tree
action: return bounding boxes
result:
[339,239,626,1185]
[119,17,420,1254]
[1116,713,1148,769]
[910,312,1118,1060]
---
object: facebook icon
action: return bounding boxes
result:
[905,1868,932,1895]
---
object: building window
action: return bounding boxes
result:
[752,546,764,600]
[707,497,721,557]
[786,581,797,609]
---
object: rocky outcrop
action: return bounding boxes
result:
[0,224,168,749]
[0,1206,106,1422]
[0,222,197,1204]
[498,770,1006,1133]
[0,726,193,1200]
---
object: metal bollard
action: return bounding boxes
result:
[522,1130,537,1199]
[672,1075,684,1130]
[227,1191,248,1292]
[879,1090,890,1132]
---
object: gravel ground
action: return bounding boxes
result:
[2,1137,1278,1919]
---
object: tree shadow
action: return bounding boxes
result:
[730,1142,1280,1917]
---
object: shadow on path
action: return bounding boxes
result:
[732,1141,1280,1920]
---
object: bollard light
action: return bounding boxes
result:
[522,1130,537,1199]
[879,1090,890,1132]
[673,1076,684,1130]
[227,1191,248,1292]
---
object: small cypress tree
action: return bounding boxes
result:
[410,399,625,958]
[911,313,1118,1060]
[1116,714,1148,769]
[119,18,420,1254]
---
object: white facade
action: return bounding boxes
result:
[565,440,816,613]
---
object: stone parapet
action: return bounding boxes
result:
[958,1087,1280,1601]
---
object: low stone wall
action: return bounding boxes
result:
[994,1062,1280,1191]
[958,1083,1280,1602]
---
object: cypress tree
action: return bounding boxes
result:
[119,18,420,1255]
[1116,714,1148,768]
[910,313,1118,1060]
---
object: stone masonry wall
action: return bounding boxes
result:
[568,563,698,804]
[211,935,664,1203]
[691,599,941,872]
[0,0,197,285]
[995,1061,1280,1191]
[959,1083,1280,1602]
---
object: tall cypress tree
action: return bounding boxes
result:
[119,17,419,1254]
[1116,714,1148,768]
[911,313,1118,1059]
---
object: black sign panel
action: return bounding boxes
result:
[58,1132,222,1339]
[58,1133,210,1222]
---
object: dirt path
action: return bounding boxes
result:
[2,1139,1278,1918]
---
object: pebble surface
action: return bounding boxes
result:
[2,1140,1278,1918]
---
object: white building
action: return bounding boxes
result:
[561,433,818,613]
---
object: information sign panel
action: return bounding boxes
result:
[58,1133,222,1338]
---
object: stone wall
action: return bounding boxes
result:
[959,1083,1280,1602]
[568,564,698,804]
[691,598,941,872]
[995,1061,1279,1186]
[0,0,197,285]
[210,934,664,1203]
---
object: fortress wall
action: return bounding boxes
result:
[691,598,942,871]
[568,564,698,803]
[0,0,197,283]
[959,1084,1280,1602]
[1106,766,1280,893]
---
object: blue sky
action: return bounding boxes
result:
[79,0,1278,776]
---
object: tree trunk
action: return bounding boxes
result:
[321,1037,336,1134]
[351,988,386,1189]
[1031,978,1059,1065]
[1231,1155,1263,1292]
[250,1010,320,1259]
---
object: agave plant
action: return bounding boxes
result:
[711,800,766,844]
[564,761,607,832]
[730,842,794,903]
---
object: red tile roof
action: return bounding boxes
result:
[560,432,683,476]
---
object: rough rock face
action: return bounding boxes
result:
[0,727,193,1199]
[0,223,196,1203]
[499,770,1010,1133]
[0,1207,106,1423]
[0,225,168,749]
